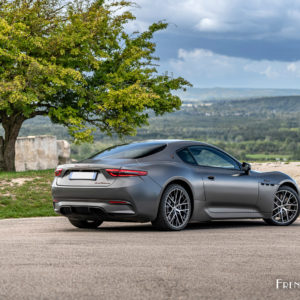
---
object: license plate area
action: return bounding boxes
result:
[69,171,97,181]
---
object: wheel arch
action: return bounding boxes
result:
[279,181,299,195]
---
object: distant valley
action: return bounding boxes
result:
[1,89,300,161]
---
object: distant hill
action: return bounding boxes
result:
[176,87,300,102]
[1,93,299,161]
[4,94,299,141]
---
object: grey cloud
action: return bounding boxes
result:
[132,0,300,40]
[163,48,300,88]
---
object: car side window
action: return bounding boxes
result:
[189,146,240,170]
[177,148,197,165]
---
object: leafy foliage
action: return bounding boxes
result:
[0,0,189,139]
[0,0,190,170]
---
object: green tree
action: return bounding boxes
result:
[0,0,190,171]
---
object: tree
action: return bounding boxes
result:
[0,0,190,171]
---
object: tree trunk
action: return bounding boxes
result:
[0,137,4,170]
[1,115,25,172]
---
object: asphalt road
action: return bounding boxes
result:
[0,217,299,300]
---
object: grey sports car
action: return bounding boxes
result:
[52,140,300,230]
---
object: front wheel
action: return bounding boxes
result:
[263,186,299,226]
[68,218,103,229]
[152,184,192,231]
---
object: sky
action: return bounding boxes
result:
[128,0,300,89]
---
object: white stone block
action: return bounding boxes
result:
[15,135,58,171]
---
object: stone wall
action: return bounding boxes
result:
[14,135,70,172]
[56,140,71,165]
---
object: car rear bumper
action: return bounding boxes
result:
[51,175,162,222]
[53,201,146,222]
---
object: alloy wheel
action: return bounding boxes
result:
[165,187,191,229]
[272,190,299,224]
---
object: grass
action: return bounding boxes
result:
[0,169,56,219]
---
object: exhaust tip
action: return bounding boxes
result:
[60,206,72,215]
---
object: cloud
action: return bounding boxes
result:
[163,48,300,88]
[127,1,300,88]
[132,0,300,40]
[287,63,297,72]
[196,18,229,32]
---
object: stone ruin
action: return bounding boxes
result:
[1,135,70,172]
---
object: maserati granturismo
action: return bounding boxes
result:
[52,140,299,230]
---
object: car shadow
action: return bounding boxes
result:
[88,219,300,232]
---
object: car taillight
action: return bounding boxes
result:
[106,169,148,177]
[109,200,129,204]
[55,168,63,176]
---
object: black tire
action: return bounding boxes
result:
[68,218,103,229]
[263,185,300,226]
[152,184,192,231]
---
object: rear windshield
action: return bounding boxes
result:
[90,142,167,160]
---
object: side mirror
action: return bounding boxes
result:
[241,162,251,174]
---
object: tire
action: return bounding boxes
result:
[152,184,192,231]
[68,218,103,229]
[263,185,300,226]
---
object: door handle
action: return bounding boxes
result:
[208,176,215,180]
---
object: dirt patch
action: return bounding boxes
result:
[0,177,40,187]
[252,162,300,185]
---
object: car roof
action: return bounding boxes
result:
[130,140,241,165]
[131,139,208,146]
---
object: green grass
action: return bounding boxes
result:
[0,169,56,219]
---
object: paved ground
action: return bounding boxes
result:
[0,217,299,300]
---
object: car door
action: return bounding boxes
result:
[188,146,259,213]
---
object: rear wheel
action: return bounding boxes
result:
[152,184,192,231]
[68,218,103,229]
[263,186,299,226]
